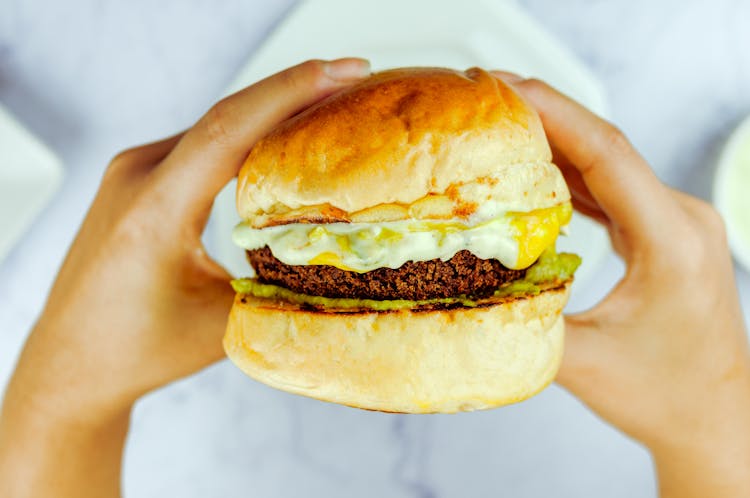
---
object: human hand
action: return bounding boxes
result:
[0,58,371,498]
[496,73,750,497]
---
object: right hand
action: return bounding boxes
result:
[495,73,750,497]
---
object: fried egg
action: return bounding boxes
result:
[232,202,572,272]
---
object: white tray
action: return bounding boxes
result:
[0,105,63,263]
[210,0,611,289]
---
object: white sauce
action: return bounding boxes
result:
[232,218,520,272]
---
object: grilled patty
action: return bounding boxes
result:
[248,246,526,301]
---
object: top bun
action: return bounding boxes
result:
[237,67,566,227]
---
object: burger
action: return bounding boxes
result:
[223,67,580,413]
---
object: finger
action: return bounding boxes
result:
[493,72,611,228]
[123,133,184,166]
[552,149,611,227]
[107,133,184,177]
[555,314,609,391]
[98,134,186,219]
[571,194,610,227]
[506,78,671,251]
[155,58,371,217]
[491,70,524,84]
[550,144,599,211]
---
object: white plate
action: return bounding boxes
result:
[210,0,611,288]
[0,104,63,263]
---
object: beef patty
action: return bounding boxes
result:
[248,246,526,301]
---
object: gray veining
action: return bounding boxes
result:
[1,1,749,496]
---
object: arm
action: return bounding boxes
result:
[0,58,371,498]
[498,73,750,497]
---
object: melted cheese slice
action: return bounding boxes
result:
[232,202,572,272]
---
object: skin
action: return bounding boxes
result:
[0,61,748,497]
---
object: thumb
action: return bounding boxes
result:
[154,58,371,223]
[555,313,610,395]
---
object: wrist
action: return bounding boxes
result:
[652,442,750,498]
[0,389,131,498]
[648,402,750,498]
[0,321,134,498]
[1,370,134,433]
[8,318,141,425]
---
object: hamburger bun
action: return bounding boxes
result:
[225,283,568,414]
[225,66,576,413]
[237,67,568,228]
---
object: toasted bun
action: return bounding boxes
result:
[237,67,567,227]
[224,285,568,413]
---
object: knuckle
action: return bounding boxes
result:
[698,202,726,236]
[680,195,728,240]
[103,147,142,183]
[298,58,326,76]
[298,59,327,79]
[639,201,729,287]
[599,122,632,158]
[107,148,138,172]
[108,184,166,245]
[281,59,328,91]
[519,77,548,94]
[109,207,152,247]
[202,98,234,146]
[576,123,634,177]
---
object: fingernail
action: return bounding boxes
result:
[324,58,371,81]
[490,70,524,84]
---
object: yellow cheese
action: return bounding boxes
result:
[510,203,572,268]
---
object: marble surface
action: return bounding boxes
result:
[1,0,749,496]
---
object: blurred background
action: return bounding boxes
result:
[1,1,749,496]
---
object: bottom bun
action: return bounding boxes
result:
[223,285,569,414]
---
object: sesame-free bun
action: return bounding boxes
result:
[237,67,568,227]
[225,66,575,413]
[224,284,569,414]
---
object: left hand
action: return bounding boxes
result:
[0,58,371,498]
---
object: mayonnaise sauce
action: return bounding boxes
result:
[232,203,571,272]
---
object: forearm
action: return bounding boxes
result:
[654,449,750,498]
[0,366,131,498]
[650,410,750,498]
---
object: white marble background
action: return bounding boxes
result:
[1,0,749,496]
